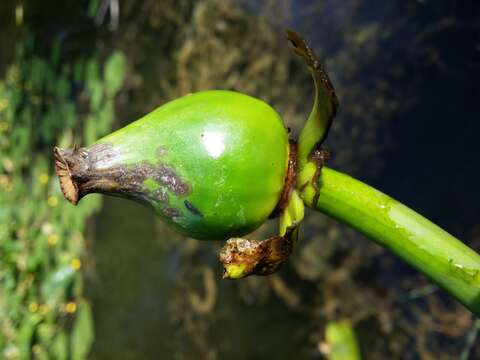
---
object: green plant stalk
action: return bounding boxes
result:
[306,167,480,316]
[325,320,361,360]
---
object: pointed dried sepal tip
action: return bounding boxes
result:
[219,227,296,279]
[285,29,338,116]
[53,147,80,205]
[286,29,338,173]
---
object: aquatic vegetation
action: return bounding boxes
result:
[322,320,361,360]
[0,29,125,358]
[54,91,289,240]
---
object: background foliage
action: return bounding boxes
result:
[0,3,125,357]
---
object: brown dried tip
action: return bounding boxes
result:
[219,227,296,279]
[53,147,79,205]
[285,29,339,117]
[269,141,298,219]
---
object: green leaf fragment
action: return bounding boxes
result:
[71,302,95,360]
[17,313,42,360]
[104,51,126,97]
[279,190,304,237]
[41,266,75,300]
[325,320,362,360]
[52,331,68,360]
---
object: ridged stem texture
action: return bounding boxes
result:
[310,167,480,316]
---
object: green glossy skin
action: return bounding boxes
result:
[94,91,289,240]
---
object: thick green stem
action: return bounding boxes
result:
[309,167,480,316]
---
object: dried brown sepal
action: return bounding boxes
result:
[53,144,189,216]
[269,140,298,219]
[54,146,80,205]
[309,148,331,206]
[219,226,297,279]
[286,29,339,119]
[287,29,337,207]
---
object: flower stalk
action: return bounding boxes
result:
[308,167,480,316]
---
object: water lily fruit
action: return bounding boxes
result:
[54,90,291,240]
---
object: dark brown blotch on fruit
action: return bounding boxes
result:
[161,207,182,219]
[54,144,190,214]
[269,140,298,219]
[184,200,203,217]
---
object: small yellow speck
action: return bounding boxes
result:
[39,304,49,315]
[0,175,10,189]
[47,234,59,246]
[65,302,77,314]
[16,227,27,239]
[15,5,23,26]
[29,302,39,312]
[31,345,41,355]
[0,121,9,132]
[39,173,49,185]
[47,196,58,207]
[70,258,81,270]
[2,158,14,172]
[0,99,8,112]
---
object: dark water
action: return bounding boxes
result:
[89,198,173,358]
[91,197,307,359]
[292,0,480,239]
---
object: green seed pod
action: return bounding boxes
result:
[55,90,289,240]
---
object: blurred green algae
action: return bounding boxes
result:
[0,4,125,357]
